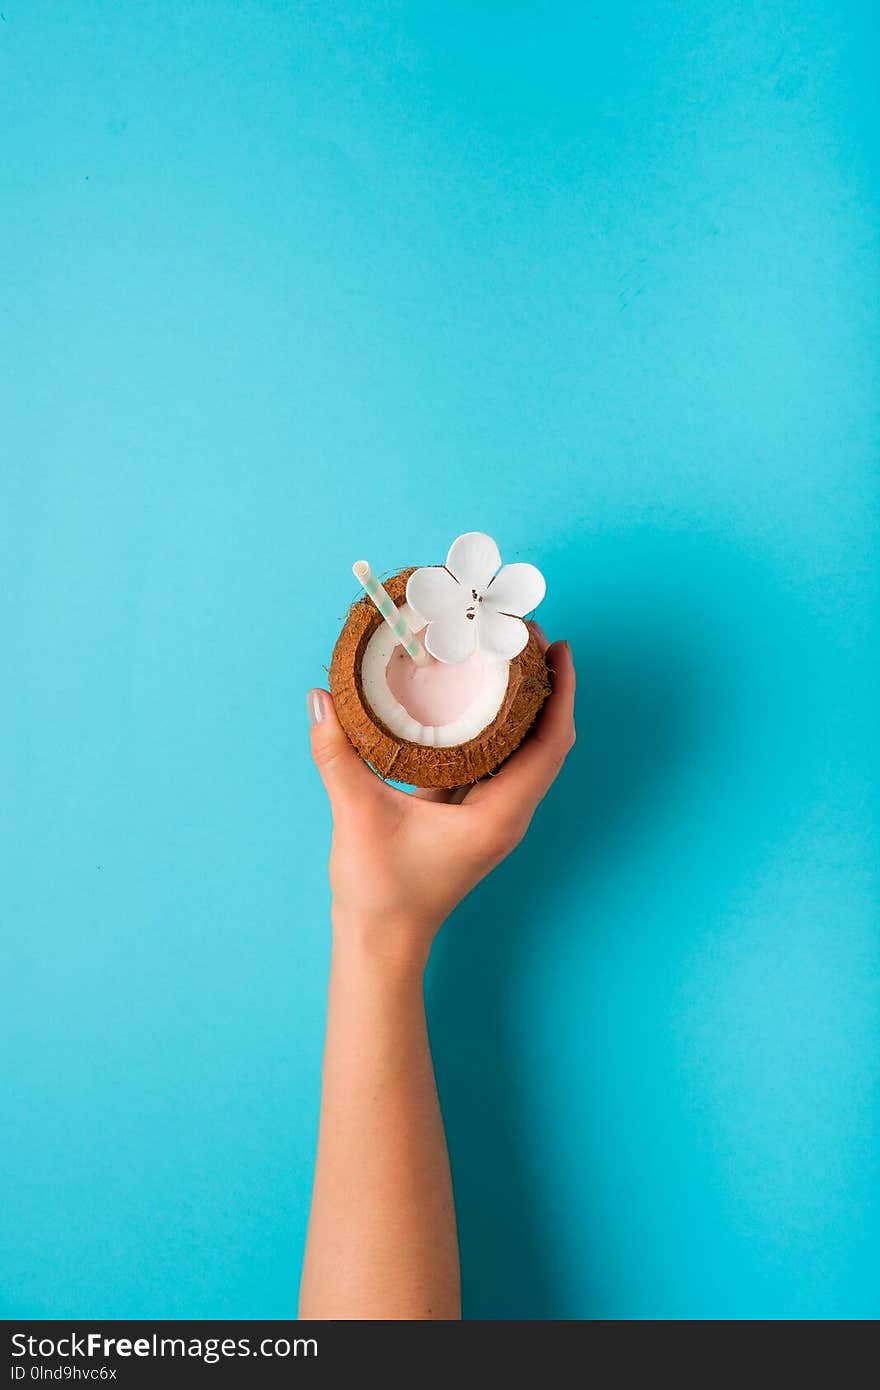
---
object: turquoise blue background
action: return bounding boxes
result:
[2,1,877,1320]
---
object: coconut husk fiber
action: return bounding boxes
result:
[330,567,551,788]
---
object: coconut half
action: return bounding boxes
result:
[330,568,551,788]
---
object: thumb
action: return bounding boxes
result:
[307,688,374,810]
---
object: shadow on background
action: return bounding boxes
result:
[426,625,693,1318]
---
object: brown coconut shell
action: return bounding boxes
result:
[330,567,551,788]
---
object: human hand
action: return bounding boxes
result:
[307,627,576,975]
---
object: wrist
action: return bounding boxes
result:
[330,906,437,985]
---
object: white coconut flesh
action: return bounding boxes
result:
[360,604,510,748]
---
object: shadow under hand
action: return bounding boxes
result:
[425,628,692,1319]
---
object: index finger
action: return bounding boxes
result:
[468,638,576,814]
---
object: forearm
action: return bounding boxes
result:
[298,925,460,1320]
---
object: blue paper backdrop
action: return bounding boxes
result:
[2,0,877,1320]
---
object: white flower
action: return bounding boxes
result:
[406,532,546,664]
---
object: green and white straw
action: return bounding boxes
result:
[352,560,429,667]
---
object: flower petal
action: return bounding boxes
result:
[406,565,462,624]
[477,607,529,661]
[446,532,502,593]
[484,561,546,617]
[424,612,478,664]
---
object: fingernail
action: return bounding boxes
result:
[307,689,329,726]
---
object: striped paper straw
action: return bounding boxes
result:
[352,560,429,667]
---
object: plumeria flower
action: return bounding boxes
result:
[406,532,546,664]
